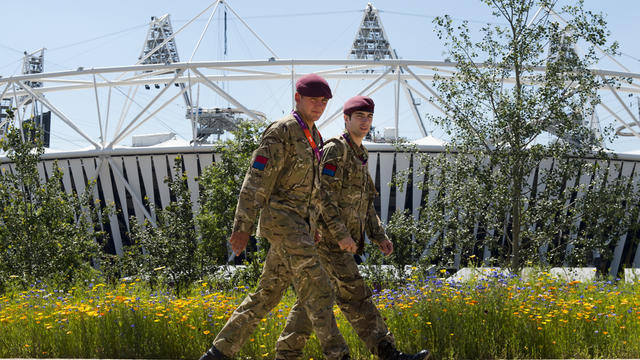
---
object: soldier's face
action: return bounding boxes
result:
[296,94,329,123]
[344,111,373,139]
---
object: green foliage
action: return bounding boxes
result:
[403,153,498,269]
[420,0,627,269]
[2,275,640,359]
[197,120,267,269]
[400,150,639,270]
[363,210,424,286]
[0,118,105,291]
[121,157,201,297]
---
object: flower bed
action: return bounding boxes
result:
[1,272,638,359]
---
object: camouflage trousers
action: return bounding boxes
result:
[275,240,394,360]
[212,235,349,360]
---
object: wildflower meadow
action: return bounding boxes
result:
[1,270,639,359]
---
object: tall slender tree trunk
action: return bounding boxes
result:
[511,165,523,269]
[510,14,524,270]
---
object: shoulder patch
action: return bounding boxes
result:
[322,163,337,177]
[252,155,269,170]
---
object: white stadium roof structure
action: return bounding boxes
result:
[1,2,640,153]
[2,0,640,273]
[3,58,640,152]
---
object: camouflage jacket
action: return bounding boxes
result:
[317,133,388,253]
[232,114,321,244]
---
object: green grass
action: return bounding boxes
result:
[1,271,639,359]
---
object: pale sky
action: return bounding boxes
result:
[1,1,639,151]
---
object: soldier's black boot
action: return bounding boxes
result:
[199,345,231,360]
[377,340,430,360]
[341,354,351,360]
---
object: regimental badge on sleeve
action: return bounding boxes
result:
[252,155,269,170]
[322,163,337,177]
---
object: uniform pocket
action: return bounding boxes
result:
[284,141,313,189]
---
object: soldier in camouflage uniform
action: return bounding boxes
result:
[199,74,350,360]
[274,96,430,360]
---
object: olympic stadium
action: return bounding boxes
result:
[2,1,640,276]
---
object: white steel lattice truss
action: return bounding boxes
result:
[1,1,640,274]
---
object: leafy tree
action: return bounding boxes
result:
[124,157,200,297]
[423,0,624,269]
[399,151,637,271]
[0,113,105,291]
[406,153,497,269]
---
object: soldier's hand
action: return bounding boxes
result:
[338,237,357,254]
[378,239,393,256]
[314,230,322,244]
[229,231,249,256]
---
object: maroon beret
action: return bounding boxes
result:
[343,95,375,116]
[295,74,332,99]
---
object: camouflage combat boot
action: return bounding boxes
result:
[199,345,231,360]
[377,340,430,360]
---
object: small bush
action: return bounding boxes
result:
[0,118,107,291]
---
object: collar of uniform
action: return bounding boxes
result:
[290,112,320,132]
[289,113,322,142]
[342,131,368,163]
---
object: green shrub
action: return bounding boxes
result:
[0,117,106,291]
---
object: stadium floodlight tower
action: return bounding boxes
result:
[587,109,603,141]
[349,3,394,60]
[1,49,45,124]
[1,48,50,145]
[139,12,264,143]
[544,28,605,146]
[139,15,190,99]
[0,94,11,134]
[22,48,45,89]
[348,3,427,139]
